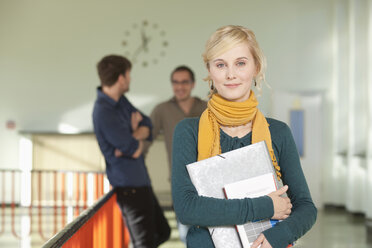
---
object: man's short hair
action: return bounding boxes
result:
[170,65,195,83]
[97,55,132,87]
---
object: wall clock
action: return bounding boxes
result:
[122,20,169,67]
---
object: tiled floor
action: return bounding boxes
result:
[0,206,371,247]
[160,207,372,248]
[159,210,186,248]
[294,207,371,248]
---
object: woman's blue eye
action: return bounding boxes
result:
[237,61,246,66]
[216,63,225,68]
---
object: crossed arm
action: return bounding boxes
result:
[115,111,151,159]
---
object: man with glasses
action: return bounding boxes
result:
[149,65,207,244]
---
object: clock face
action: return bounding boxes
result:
[122,20,169,67]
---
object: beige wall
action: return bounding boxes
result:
[30,133,170,201]
[145,137,171,204]
[32,134,104,171]
[31,134,105,205]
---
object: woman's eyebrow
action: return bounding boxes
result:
[212,58,225,63]
[213,57,249,63]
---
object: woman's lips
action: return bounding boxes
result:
[224,83,241,88]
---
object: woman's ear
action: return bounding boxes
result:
[254,65,259,77]
[207,63,212,77]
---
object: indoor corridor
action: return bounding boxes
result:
[1,1,372,247]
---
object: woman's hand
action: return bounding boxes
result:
[251,234,272,248]
[267,185,292,220]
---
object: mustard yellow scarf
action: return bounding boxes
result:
[198,91,281,180]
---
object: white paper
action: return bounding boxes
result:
[224,173,278,247]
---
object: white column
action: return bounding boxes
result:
[346,0,369,213]
[326,0,350,206]
[366,0,372,219]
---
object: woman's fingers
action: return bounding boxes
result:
[268,185,293,220]
[276,185,288,195]
[251,234,265,248]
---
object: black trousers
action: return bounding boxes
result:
[116,186,171,248]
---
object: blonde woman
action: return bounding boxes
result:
[172,25,317,248]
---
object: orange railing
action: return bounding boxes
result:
[0,169,109,241]
[42,190,130,248]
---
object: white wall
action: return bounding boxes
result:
[272,91,325,209]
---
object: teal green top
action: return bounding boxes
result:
[172,117,317,248]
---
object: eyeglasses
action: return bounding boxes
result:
[171,80,193,85]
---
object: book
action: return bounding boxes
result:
[186,141,283,248]
[224,173,279,247]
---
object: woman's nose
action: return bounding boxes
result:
[226,67,236,80]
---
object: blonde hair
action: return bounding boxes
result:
[202,25,267,96]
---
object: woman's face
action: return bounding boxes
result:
[208,43,257,102]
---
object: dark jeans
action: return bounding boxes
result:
[116,186,171,248]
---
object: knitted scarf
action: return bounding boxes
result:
[197,91,281,180]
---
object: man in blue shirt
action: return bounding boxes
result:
[93,55,170,248]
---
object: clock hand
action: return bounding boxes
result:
[132,43,145,61]
[131,29,149,60]
[132,29,153,60]
[143,36,152,52]
[141,29,146,43]
[141,30,152,52]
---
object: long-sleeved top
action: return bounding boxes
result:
[150,97,207,172]
[93,87,152,187]
[172,117,317,248]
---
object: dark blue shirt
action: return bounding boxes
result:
[92,87,152,187]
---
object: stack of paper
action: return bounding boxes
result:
[186,141,283,248]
